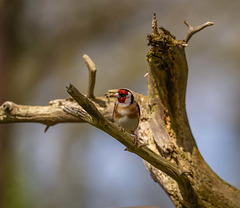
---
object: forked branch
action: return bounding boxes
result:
[183,20,214,44]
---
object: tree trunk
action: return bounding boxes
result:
[0,15,240,208]
[143,23,240,208]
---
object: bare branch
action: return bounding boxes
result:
[0,100,83,126]
[62,105,92,123]
[0,97,114,125]
[183,20,214,44]
[83,54,97,98]
[66,84,102,120]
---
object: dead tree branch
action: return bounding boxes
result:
[183,20,214,45]
[83,54,97,98]
[0,97,114,126]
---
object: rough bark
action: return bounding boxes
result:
[1,14,240,208]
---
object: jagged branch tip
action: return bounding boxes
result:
[151,13,214,46]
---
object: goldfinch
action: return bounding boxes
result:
[113,89,140,145]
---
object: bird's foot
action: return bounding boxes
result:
[130,133,138,146]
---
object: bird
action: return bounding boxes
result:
[113,89,140,145]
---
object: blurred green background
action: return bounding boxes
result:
[1,0,240,208]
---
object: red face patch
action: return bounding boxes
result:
[118,97,127,103]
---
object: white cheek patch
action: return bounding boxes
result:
[125,96,131,103]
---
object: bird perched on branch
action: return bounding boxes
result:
[113,89,140,145]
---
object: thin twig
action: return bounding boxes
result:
[183,20,214,44]
[82,54,97,98]
[44,126,50,133]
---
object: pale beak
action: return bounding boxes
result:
[113,92,119,98]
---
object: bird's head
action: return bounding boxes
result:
[114,89,134,105]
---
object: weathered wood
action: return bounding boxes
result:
[0,97,114,125]
[145,19,240,208]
